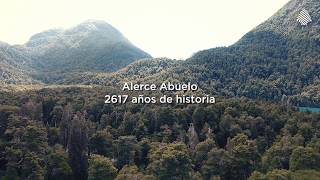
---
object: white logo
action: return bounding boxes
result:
[297,9,312,26]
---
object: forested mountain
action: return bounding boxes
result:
[0,20,151,84]
[2,0,320,107]
[0,42,36,84]
[1,0,320,179]
[184,0,320,106]
[26,20,151,79]
[79,0,320,107]
[60,58,182,85]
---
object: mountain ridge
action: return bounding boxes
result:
[0,20,151,84]
[73,0,320,106]
[1,0,320,106]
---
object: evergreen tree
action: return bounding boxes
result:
[88,154,117,180]
[68,113,89,180]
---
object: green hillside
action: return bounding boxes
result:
[82,0,320,107]
[0,20,151,84]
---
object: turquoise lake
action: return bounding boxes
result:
[299,107,320,113]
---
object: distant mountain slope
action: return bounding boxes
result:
[83,0,320,106]
[59,58,180,85]
[183,0,320,106]
[253,0,320,38]
[1,0,320,107]
[0,42,37,84]
[27,20,151,72]
[0,20,151,84]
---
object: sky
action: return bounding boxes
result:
[0,0,290,59]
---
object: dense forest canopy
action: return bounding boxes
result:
[1,87,320,179]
